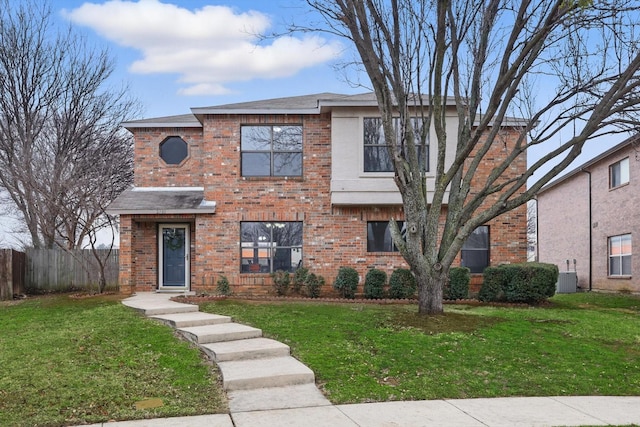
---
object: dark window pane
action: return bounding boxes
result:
[241,126,271,151]
[461,226,489,273]
[622,255,632,275]
[461,250,489,274]
[273,152,302,176]
[273,126,302,151]
[463,227,489,249]
[273,222,303,246]
[242,152,271,176]
[364,146,393,172]
[610,256,621,276]
[367,221,403,252]
[160,136,188,164]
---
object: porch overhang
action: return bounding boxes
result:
[106,187,216,216]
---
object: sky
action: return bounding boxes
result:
[0,0,628,248]
[59,0,363,119]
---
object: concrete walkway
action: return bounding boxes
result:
[81,292,640,427]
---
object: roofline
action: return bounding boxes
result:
[538,135,638,194]
[122,121,203,129]
[106,207,216,215]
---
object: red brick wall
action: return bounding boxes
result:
[119,113,527,296]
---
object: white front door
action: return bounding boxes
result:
[158,224,190,291]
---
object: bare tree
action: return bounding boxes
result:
[305,0,640,313]
[0,0,137,252]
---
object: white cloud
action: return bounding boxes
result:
[63,0,343,96]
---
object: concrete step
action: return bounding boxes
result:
[178,323,262,345]
[150,312,232,328]
[201,337,290,362]
[218,356,315,391]
[123,298,198,316]
[227,383,331,412]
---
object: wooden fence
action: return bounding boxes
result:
[0,249,26,300]
[24,249,119,293]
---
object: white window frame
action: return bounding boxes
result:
[609,157,629,189]
[608,233,632,277]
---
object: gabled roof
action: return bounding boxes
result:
[537,134,639,194]
[122,92,462,129]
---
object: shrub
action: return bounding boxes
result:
[479,266,508,302]
[446,267,470,300]
[480,263,558,304]
[388,268,416,299]
[216,275,231,296]
[503,263,558,304]
[364,268,387,299]
[304,273,325,298]
[333,266,359,299]
[271,270,290,296]
[292,267,309,295]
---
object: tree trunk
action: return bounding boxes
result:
[416,268,446,315]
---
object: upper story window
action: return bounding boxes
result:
[609,157,629,189]
[241,125,302,177]
[367,221,405,252]
[461,226,489,274]
[363,117,428,173]
[241,221,303,273]
[609,234,631,276]
[159,136,188,165]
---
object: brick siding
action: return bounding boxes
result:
[119,113,527,296]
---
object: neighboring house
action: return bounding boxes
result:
[537,136,639,293]
[107,93,527,295]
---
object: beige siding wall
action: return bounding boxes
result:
[538,144,640,293]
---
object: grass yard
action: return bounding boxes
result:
[0,295,227,427]
[199,293,640,404]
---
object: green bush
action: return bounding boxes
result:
[364,268,387,299]
[479,263,558,304]
[304,272,325,298]
[388,268,416,299]
[479,266,508,302]
[503,263,558,304]
[333,266,359,299]
[292,267,309,295]
[271,270,290,296]
[445,267,470,300]
[216,275,231,296]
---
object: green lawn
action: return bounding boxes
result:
[199,293,640,404]
[2,292,638,426]
[0,295,227,427]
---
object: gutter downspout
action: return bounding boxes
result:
[582,169,593,291]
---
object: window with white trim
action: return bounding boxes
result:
[609,157,629,189]
[609,234,631,276]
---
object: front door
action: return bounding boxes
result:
[158,224,190,291]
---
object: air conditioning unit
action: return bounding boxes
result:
[556,271,577,293]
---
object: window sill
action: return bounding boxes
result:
[609,182,629,191]
[607,275,632,279]
[241,176,304,181]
